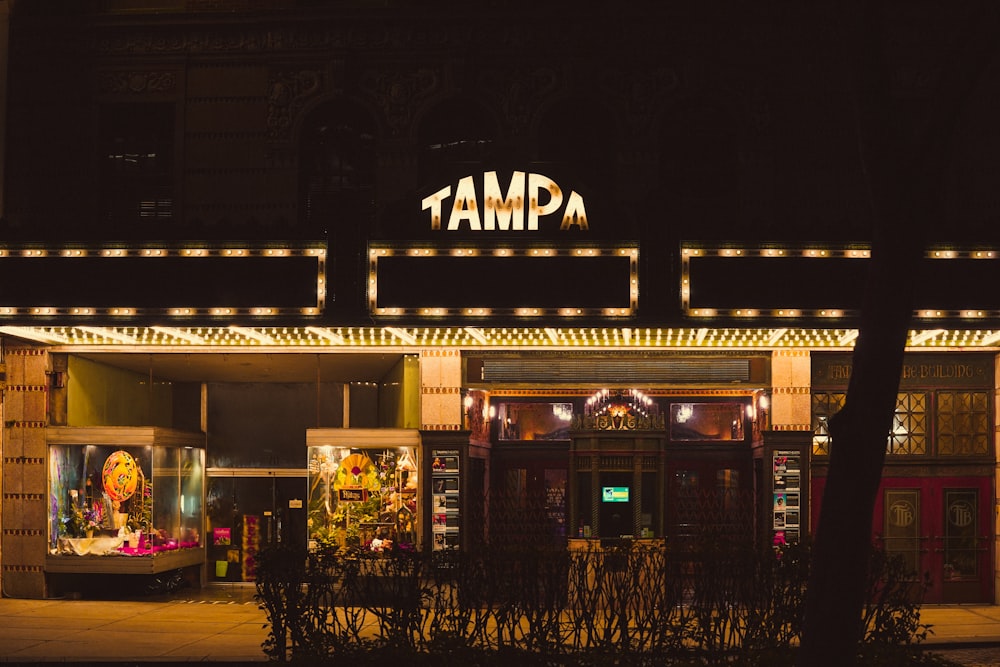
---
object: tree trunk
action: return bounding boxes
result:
[798,3,999,665]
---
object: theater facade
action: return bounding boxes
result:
[1,1,999,605]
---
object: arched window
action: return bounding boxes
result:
[298,100,376,232]
[417,100,498,187]
[100,103,175,231]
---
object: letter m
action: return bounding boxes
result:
[483,171,525,230]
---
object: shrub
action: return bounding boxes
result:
[254,538,931,665]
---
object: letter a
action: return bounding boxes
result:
[447,176,482,230]
[560,190,589,230]
[527,173,563,230]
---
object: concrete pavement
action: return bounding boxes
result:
[921,605,1000,646]
[0,584,998,664]
[0,583,267,664]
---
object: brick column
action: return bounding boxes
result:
[994,354,1000,604]
[418,349,463,432]
[770,350,812,432]
[2,347,50,598]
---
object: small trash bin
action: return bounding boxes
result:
[215,560,229,578]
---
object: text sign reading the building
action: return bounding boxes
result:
[422,171,588,232]
[812,354,993,389]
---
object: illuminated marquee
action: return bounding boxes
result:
[682,244,1000,321]
[369,244,638,317]
[421,171,588,232]
[0,245,326,318]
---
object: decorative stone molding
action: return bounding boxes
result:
[603,67,681,138]
[479,65,559,136]
[267,68,323,141]
[360,67,439,136]
[96,70,177,95]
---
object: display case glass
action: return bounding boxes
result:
[495,402,573,441]
[669,402,747,441]
[46,428,205,573]
[307,443,419,553]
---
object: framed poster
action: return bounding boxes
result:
[431,449,461,550]
[772,450,801,544]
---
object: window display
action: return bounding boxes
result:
[46,427,205,574]
[307,441,420,552]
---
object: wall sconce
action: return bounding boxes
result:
[756,392,770,431]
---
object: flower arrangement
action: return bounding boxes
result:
[83,506,101,531]
[59,509,83,537]
[59,503,102,537]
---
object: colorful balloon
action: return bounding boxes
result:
[101,450,138,502]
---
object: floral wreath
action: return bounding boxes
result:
[332,453,381,491]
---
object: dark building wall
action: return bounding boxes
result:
[205,382,345,468]
[3,3,996,325]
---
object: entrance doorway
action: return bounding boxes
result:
[490,447,568,546]
[665,456,753,546]
[875,476,993,603]
[206,473,307,581]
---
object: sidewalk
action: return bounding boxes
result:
[0,585,998,664]
[0,583,268,664]
[920,604,1000,646]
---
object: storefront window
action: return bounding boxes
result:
[937,391,990,455]
[669,402,746,441]
[48,442,204,558]
[813,391,927,456]
[306,445,419,552]
[811,392,845,455]
[888,393,927,455]
[496,402,573,441]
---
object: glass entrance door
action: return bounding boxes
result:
[206,473,307,582]
[877,477,992,603]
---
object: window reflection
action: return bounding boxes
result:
[670,402,745,441]
[496,402,573,441]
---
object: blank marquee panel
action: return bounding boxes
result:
[684,248,1000,318]
[0,251,322,314]
[371,249,636,316]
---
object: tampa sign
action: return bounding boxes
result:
[421,171,589,231]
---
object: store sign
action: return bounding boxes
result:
[812,354,993,389]
[338,488,367,502]
[421,170,588,231]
